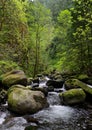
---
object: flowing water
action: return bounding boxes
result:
[0,77,92,130]
[33,92,90,130]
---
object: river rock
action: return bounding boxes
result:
[46,79,64,88]
[8,85,48,114]
[65,79,80,90]
[47,86,54,92]
[31,87,48,97]
[32,77,39,84]
[59,88,86,105]
[78,74,89,83]
[2,70,27,88]
[65,79,92,97]
[0,89,7,104]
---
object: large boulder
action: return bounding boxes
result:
[8,85,48,114]
[65,79,92,96]
[31,87,48,97]
[2,70,27,88]
[65,79,80,90]
[59,88,86,105]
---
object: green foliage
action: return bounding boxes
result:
[71,0,92,74]
[38,0,73,22]
[26,1,53,76]
[0,60,21,75]
[0,0,91,76]
[47,9,73,72]
[47,0,92,75]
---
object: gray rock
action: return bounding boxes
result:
[8,85,48,114]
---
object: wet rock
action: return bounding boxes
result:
[65,79,80,90]
[27,77,33,85]
[32,78,39,84]
[31,83,39,88]
[31,87,48,97]
[0,89,7,104]
[60,88,86,105]
[65,79,92,99]
[8,85,48,115]
[2,70,27,88]
[24,116,39,124]
[47,86,54,92]
[46,79,64,88]
[25,125,38,130]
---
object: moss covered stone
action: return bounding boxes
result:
[65,78,92,96]
[65,79,79,90]
[70,79,92,96]
[8,85,48,115]
[60,88,86,105]
[2,70,27,88]
[78,74,89,82]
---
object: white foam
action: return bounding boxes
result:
[87,84,92,88]
[34,105,75,123]
[0,112,6,124]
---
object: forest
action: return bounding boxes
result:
[0,0,92,77]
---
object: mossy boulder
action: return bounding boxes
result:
[65,79,80,90]
[78,74,89,82]
[2,70,27,88]
[59,88,86,105]
[31,87,48,97]
[8,85,48,115]
[66,79,92,96]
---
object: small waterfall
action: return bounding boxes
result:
[47,92,61,105]
[39,76,49,88]
[54,83,66,93]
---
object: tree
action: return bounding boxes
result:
[47,10,73,71]
[0,0,29,74]
[38,0,73,22]
[27,1,52,76]
[71,0,92,74]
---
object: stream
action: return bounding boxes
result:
[0,77,92,130]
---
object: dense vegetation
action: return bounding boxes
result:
[0,0,92,77]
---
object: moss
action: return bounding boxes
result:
[65,79,92,95]
[2,70,27,88]
[8,93,17,109]
[78,74,89,81]
[8,87,30,113]
[62,88,86,105]
[65,79,79,90]
[8,85,29,96]
[73,79,92,95]
[3,74,26,87]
